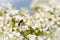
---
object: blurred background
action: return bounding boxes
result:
[0,0,60,10]
[0,0,32,10]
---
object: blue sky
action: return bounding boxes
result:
[0,0,32,10]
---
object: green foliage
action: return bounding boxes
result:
[20,30,29,40]
[34,28,40,36]
[20,27,44,37]
[0,11,3,16]
[28,27,34,34]
[0,32,3,36]
[11,18,15,28]
[20,27,34,35]
[57,24,60,27]
[34,28,44,36]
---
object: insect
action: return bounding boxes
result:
[18,20,24,26]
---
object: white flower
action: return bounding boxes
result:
[0,1,60,40]
[15,32,20,37]
[15,23,18,27]
[49,0,60,5]
[0,21,3,27]
[27,34,36,40]
[39,4,50,11]
[52,28,60,40]
[19,35,24,40]
[3,25,12,34]
[8,34,14,38]
[0,17,4,27]
[7,10,19,15]
[0,16,4,20]
[12,31,17,35]
[14,15,24,21]
[46,38,51,40]
[5,15,11,21]
[19,25,29,31]
[3,37,9,40]
[38,36,44,40]
[25,21,32,26]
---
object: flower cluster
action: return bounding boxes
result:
[0,0,60,40]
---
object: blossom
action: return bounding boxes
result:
[0,0,60,40]
[27,34,36,40]
[6,10,19,15]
